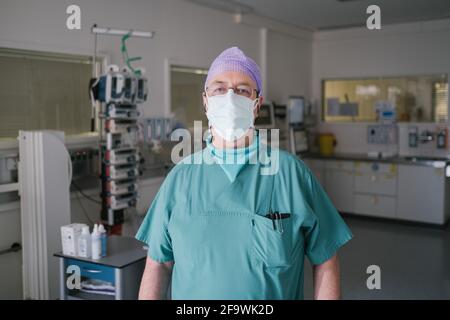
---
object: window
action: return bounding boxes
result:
[322,74,448,123]
[170,65,208,129]
[0,48,95,139]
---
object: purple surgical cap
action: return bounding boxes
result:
[205,47,262,95]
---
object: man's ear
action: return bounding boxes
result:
[202,92,208,112]
[254,96,264,117]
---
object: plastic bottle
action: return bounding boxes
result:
[98,224,107,257]
[78,225,91,258]
[91,224,101,260]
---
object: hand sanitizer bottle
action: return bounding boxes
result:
[78,226,91,258]
[98,224,107,257]
[91,224,101,260]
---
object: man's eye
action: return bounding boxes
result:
[213,88,226,95]
[237,88,251,96]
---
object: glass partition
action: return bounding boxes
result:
[322,74,448,123]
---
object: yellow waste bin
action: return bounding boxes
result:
[318,133,337,157]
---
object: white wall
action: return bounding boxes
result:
[266,30,312,104]
[312,19,450,154]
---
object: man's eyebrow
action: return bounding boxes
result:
[208,80,253,87]
[235,81,252,87]
[208,80,226,86]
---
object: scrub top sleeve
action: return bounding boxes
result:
[301,163,353,266]
[135,178,174,263]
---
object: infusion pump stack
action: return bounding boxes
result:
[90,65,148,234]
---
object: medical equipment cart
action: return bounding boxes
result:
[54,235,146,300]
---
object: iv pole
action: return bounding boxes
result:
[90,24,154,232]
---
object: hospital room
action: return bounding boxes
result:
[0,0,449,307]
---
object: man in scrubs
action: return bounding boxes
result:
[136,47,352,300]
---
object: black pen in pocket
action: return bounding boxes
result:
[265,212,291,234]
[265,212,277,231]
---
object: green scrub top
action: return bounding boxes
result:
[136,132,352,300]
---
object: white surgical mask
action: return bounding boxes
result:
[206,89,258,141]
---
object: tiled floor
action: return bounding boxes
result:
[303,215,450,299]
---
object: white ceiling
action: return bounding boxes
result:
[188,0,450,30]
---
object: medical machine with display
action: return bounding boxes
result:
[287,96,309,154]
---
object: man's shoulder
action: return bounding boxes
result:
[276,148,296,162]
[272,148,311,178]
[275,148,305,167]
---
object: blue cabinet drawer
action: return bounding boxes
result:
[65,258,115,284]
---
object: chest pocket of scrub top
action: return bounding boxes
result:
[251,214,294,267]
[251,171,296,268]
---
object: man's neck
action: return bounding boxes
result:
[211,128,255,149]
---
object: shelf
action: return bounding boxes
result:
[67,290,116,300]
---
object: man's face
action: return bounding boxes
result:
[203,71,264,119]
